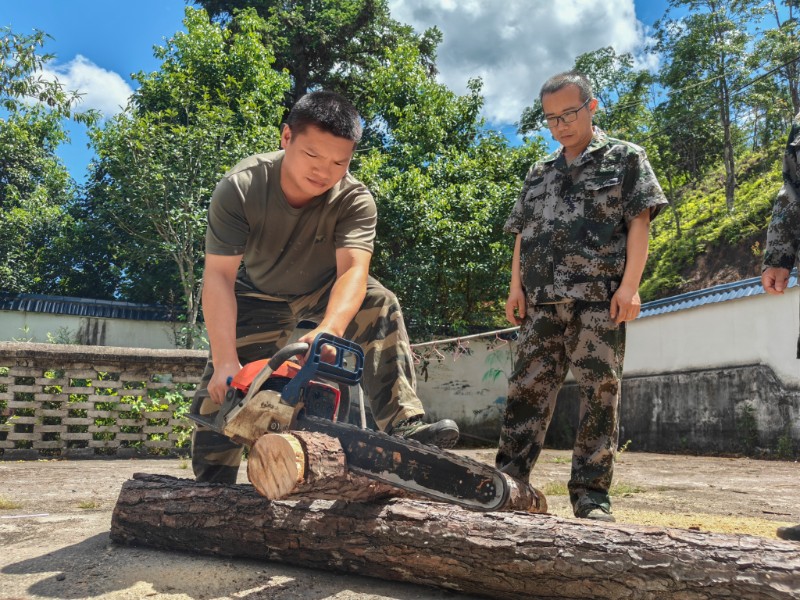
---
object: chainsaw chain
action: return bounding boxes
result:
[296,415,510,511]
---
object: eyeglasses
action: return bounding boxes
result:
[544,98,591,128]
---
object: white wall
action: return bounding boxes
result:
[415,287,800,428]
[0,311,183,349]
[627,288,799,386]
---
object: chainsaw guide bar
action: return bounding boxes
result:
[296,415,510,512]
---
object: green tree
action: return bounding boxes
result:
[0,108,75,292]
[87,8,290,346]
[655,0,762,212]
[192,0,442,106]
[745,0,800,144]
[0,27,97,294]
[0,27,90,118]
[356,42,545,337]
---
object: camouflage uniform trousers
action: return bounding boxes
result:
[191,275,424,483]
[495,300,625,514]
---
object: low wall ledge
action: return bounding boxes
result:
[0,341,208,365]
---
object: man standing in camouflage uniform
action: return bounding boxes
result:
[761,111,800,542]
[496,71,667,521]
[192,91,459,483]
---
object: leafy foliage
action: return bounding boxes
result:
[640,140,783,300]
[193,0,442,105]
[355,42,546,337]
[0,27,94,119]
[0,27,98,294]
[86,8,290,346]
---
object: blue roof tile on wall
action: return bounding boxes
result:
[639,270,798,318]
[0,292,175,322]
[2,269,797,323]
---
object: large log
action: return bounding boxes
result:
[110,473,800,600]
[246,430,547,512]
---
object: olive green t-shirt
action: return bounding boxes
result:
[205,150,376,296]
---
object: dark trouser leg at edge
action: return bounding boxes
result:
[777,524,800,541]
[566,302,624,522]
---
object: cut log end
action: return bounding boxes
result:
[246,433,305,499]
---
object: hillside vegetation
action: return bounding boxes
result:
[641,139,785,302]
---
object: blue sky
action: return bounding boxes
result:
[4,0,671,183]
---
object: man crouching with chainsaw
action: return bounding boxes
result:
[192,90,459,483]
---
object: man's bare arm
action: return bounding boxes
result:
[610,209,651,324]
[202,253,243,403]
[505,234,526,325]
[298,247,371,346]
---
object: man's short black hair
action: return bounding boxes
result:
[539,71,594,103]
[284,91,363,143]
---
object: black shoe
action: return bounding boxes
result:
[391,416,459,449]
[578,505,616,522]
[574,500,616,522]
[777,524,800,541]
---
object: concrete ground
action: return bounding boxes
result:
[1,448,798,600]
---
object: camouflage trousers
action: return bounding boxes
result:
[191,275,424,483]
[495,300,625,513]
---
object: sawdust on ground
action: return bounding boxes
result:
[0,448,798,600]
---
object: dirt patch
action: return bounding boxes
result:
[657,231,767,299]
[1,449,798,599]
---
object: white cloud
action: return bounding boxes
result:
[42,55,133,118]
[389,0,655,126]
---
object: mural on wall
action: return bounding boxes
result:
[411,329,519,443]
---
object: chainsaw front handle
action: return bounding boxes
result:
[280,333,364,407]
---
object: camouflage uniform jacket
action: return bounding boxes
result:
[763,112,800,271]
[505,127,668,304]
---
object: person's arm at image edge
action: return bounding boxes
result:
[202,253,243,404]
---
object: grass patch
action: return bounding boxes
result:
[615,509,792,538]
[77,500,101,509]
[541,481,645,497]
[611,482,646,495]
[542,481,569,496]
[0,496,23,510]
[549,456,570,464]
[640,141,782,301]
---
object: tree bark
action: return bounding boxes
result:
[245,431,546,512]
[111,473,800,600]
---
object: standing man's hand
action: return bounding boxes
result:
[762,267,791,295]
[208,360,242,405]
[506,287,527,325]
[613,209,650,325]
[610,284,641,324]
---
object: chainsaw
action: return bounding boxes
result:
[189,332,510,511]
